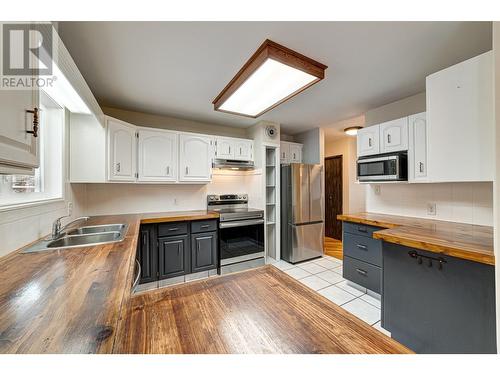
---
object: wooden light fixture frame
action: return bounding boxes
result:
[212,39,328,118]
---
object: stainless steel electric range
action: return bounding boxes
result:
[207,194,265,274]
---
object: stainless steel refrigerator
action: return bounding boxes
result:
[281,163,324,263]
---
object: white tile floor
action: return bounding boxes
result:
[271,256,390,336]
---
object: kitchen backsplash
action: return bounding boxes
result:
[365,182,493,226]
[82,171,264,216]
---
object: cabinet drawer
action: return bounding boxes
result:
[343,221,382,238]
[343,232,382,266]
[158,222,188,237]
[343,256,381,293]
[191,219,217,234]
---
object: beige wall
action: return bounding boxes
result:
[365,92,426,126]
[102,106,249,138]
[324,136,365,214]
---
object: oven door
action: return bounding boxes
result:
[219,219,265,265]
[357,155,399,181]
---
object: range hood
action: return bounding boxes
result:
[213,159,255,171]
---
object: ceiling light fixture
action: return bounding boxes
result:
[344,126,363,136]
[213,39,327,118]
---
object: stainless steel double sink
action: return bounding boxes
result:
[22,224,128,253]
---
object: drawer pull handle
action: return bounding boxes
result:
[356,244,367,250]
[356,268,367,276]
[200,224,210,228]
[357,226,367,233]
[168,228,179,231]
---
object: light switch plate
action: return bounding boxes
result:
[373,185,381,195]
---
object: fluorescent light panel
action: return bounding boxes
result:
[213,40,327,118]
[219,58,317,117]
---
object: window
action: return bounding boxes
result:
[0,91,64,208]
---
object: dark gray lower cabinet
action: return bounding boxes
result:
[136,219,218,284]
[382,242,497,354]
[137,224,157,284]
[159,234,190,279]
[191,232,217,273]
[342,222,382,293]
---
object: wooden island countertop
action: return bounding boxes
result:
[0,210,218,354]
[337,212,494,266]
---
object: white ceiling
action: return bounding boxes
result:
[58,22,491,134]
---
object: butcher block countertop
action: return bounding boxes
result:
[337,212,494,266]
[115,265,412,354]
[0,210,219,354]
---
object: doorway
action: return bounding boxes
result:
[324,155,343,241]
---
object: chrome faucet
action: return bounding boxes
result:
[50,215,90,239]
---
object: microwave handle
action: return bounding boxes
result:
[358,155,395,163]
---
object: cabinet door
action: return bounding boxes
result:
[138,129,177,182]
[289,144,302,163]
[380,118,408,153]
[426,51,493,182]
[107,119,137,181]
[280,142,290,163]
[179,134,213,182]
[191,232,217,273]
[383,242,496,353]
[215,137,235,159]
[0,23,40,172]
[233,139,253,161]
[137,225,157,284]
[0,87,40,172]
[159,234,190,279]
[357,126,380,157]
[408,112,427,181]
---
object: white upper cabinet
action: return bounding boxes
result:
[280,142,290,163]
[426,51,493,182]
[215,136,253,161]
[138,129,178,182]
[280,141,303,163]
[408,112,427,182]
[107,118,137,182]
[215,137,234,159]
[179,133,213,182]
[289,143,303,163]
[0,90,40,173]
[379,118,408,153]
[233,139,253,161]
[357,125,380,157]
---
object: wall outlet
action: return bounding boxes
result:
[373,185,381,195]
[427,203,437,216]
[67,201,73,216]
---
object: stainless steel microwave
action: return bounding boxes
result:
[357,152,408,182]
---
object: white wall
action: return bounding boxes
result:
[82,171,263,216]
[0,110,87,258]
[102,106,248,138]
[366,182,493,226]
[365,92,426,126]
[294,127,323,165]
